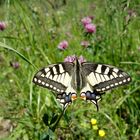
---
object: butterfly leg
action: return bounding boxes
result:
[57,92,77,110]
[81,91,104,111]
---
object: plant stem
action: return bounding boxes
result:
[50,108,65,131]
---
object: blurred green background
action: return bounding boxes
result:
[0,0,140,140]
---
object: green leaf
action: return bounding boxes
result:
[49,114,58,125]
[42,113,49,126]
[41,134,49,140]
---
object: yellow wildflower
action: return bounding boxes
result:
[92,124,98,130]
[91,118,97,125]
[98,129,105,137]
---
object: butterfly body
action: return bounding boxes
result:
[33,58,131,110]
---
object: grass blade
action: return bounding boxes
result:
[0,42,37,69]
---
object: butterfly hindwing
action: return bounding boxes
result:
[81,62,131,92]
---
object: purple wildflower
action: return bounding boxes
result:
[58,40,68,50]
[64,55,86,63]
[78,55,86,63]
[0,21,6,31]
[85,23,96,33]
[81,17,92,26]
[10,61,20,69]
[64,55,76,63]
[81,41,90,48]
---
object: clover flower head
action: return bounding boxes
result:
[0,21,6,31]
[85,23,96,33]
[10,61,20,69]
[81,40,90,48]
[64,55,86,63]
[58,40,68,50]
[81,17,92,26]
[64,55,76,63]
[78,55,86,63]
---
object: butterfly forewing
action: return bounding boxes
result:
[81,63,131,92]
[33,62,74,93]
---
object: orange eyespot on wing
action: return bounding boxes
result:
[71,93,77,101]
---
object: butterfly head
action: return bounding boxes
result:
[74,56,80,65]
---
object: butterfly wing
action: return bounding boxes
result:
[33,62,77,108]
[80,62,131,109]
[82,62,131,92]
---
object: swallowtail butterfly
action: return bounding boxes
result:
[33,57,131,110]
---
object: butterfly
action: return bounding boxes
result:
[33,57,131,110]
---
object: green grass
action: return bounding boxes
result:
[0,0,140,140]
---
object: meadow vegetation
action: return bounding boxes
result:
[0,0,140,139]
